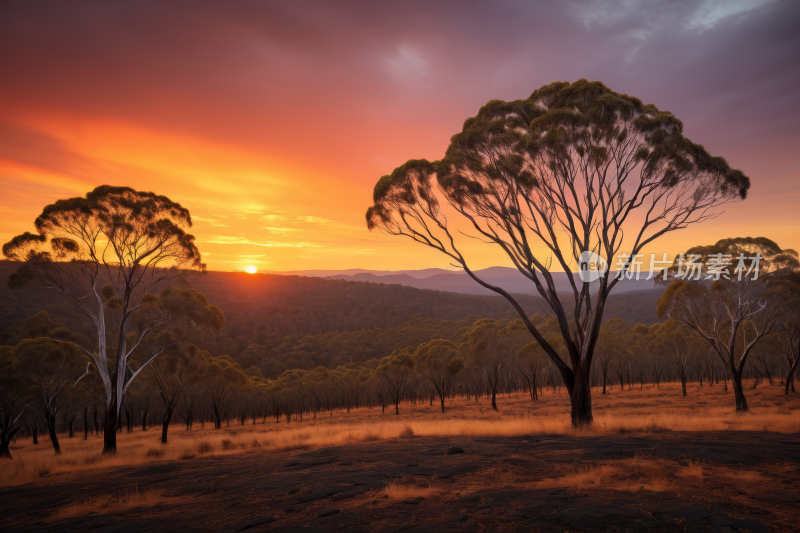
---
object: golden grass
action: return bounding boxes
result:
[383,481,438,501]
[1,381,798,488]
[54,486,178,519]
[398,425,415,438]
[533,456,679,493]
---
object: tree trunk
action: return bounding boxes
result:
[47,415,61,455]
[602,373,607,395]
[681,377,687,396]
[83,407,89,440]
[161,410,172,444]
[103,399,118,454]
[0,440,10,458]
[32,425,38,445]
[732,370,749,412]
[569,366,593,428]
[785,358,798,395]
[0,430,17,458]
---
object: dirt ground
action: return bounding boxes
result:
[1,429,798,532]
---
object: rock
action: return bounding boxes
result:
[454,512,470,522]
[402,496,425,504]
[235,516,276,531]
[445,446,464,455]
[317,507,340,517]
[296,487,345,503]
[287,487,301,495]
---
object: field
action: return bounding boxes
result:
[1,382,799,532]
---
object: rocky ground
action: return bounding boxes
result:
[1,431,798,532]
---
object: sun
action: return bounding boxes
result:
[245,265,257,274]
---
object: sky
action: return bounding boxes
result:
[1,0,798,273]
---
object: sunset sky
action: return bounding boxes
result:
[1,0,798,273]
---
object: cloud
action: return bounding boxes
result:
[264,226,300,233]
[295,215,331,224]
[205,235,322,248]
[1,0,797,270]
[193,216,227,227]
[382,43,429,81]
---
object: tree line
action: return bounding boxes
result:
[3,305,797,458]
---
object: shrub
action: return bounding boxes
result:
[361,432,380,442]
[82,453,102,465]
[146,448,165,458]
[196,441,214,454]
[399,426,415,439]
[221,439,234,450]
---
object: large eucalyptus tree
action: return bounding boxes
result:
[3,185,220,453]
[367,80,750,426]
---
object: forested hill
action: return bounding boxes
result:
[0,262,663,374]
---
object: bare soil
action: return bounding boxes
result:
[1,431,798,532]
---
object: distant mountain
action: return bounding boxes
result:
[262,268,459,279]
[322,266,665,296]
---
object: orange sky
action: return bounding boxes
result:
[1,1,798,273]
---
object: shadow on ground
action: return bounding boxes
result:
[1,431,798,532]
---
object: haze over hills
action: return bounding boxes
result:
[1,262,665,367]
[262,268,460,279]
[315,266,667,296]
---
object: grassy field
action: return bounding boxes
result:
[3,380,799,489]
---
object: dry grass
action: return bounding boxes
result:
[383,480,438,501]
[399,425,415,438]
[54,486,178,519]
[533,456,679,493]
[678,457,704,479]
[145,448,164,458]
[2,381,798,488]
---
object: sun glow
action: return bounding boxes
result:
[245,265,257,274]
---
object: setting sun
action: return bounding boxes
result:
[245,266,257,274]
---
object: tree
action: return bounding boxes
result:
[782,320,800,395]
[515,341,549,400]
[15,338,89,454]
[203,355,248,429]
[0,346,28,458]
[376,350,414,415]
[146,343,206,444]
[762,272,800,395]
[3,185,210,453]
[413,339,464,413]
[595,318,630,394]
[658,237,799,411]
[366,80,749,426]
[467,319,522,411]
[671,338,691,396]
